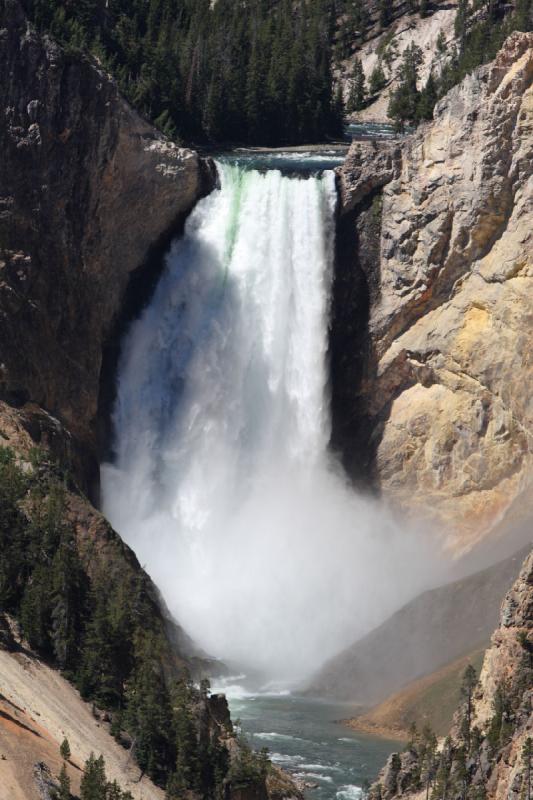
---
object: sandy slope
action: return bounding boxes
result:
[0,648,163,800]
[345,649,486,740]
[340,6,457,121]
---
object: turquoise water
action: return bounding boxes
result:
[213,122,402,175]
[216,149,348,174]
[344,122,398,140]
[215,682,400,800]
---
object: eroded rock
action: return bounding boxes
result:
[335,32,533,550]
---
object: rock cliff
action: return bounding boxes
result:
[333,32,533,550]
[368,546,533,800]
[0,7,303,800]
[0,0,213,490]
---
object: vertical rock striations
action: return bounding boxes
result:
[334,33,533,550]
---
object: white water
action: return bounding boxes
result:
[101,161,449,682]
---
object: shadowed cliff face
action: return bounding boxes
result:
[330,144,402,484]
[333,32,533,551]
[0,0,213,489]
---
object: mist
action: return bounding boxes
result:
[101,162,452,685]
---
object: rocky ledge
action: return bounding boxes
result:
[334,32,533,551]
[0,0,214,489]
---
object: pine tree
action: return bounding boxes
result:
[369,62,386,95]
[60,737,71,761]
[80,753,107,800]
[388,43,423,128]
[332,82,345,131]
[452,746,468,800]
[58,762,71,800]
[106,780,131,800]
[436,30,447,54]
[408,721,418,751]
[417,71,438,120]
[347,57,366,112]
[487,684,512,752]
[124,636,175,785]
[459,665,477,749]
[432,738,453,800]
[20,565,52,655]
[420,725,438,800]
[51,537,86,672]
[170,678,199,793]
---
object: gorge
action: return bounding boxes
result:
[0,2,532,800]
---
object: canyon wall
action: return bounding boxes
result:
[0,0,223,674]
[368,545,533,800]
[0,7,295,798]
[333,32,533,551]
[0,0,213,484]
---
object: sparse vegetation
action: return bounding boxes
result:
[80,753,133,800]
[371,641,533,800]
[388,0,533,127]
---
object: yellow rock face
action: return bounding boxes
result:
[339,33,533,553]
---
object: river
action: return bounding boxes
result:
[212,678,400,800]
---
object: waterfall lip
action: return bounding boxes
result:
[214,150,347,177]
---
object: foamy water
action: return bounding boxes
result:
[101,161,449,681]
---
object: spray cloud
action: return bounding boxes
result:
[101,163,450,684]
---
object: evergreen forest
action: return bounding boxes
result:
[23,0,346,145]
[0,447,266,798]
[19,0,533,144]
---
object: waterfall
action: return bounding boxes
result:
[101,161,447,683]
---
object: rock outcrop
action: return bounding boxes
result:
[0,0,213,488]
[333,32,533,550]
[368,547,533,800]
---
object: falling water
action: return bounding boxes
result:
[101,161,448,683]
